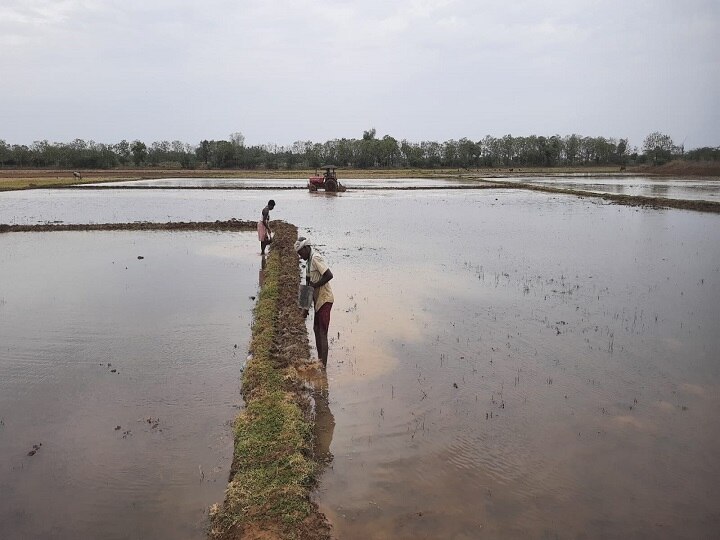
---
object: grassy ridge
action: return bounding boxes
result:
[210,222,330,540]
[0,220,257,233]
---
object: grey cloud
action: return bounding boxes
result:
[1,0,718,148]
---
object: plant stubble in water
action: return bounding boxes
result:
[307,190,720,539]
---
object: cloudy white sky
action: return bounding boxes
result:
[2,0,718,149]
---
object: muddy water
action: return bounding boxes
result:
[81,177,476,189]
[310,191,720,539]
[0,231,257,540]
[78,175,720,202]
[2,186,720,538]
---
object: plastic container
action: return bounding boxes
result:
[298,284,314,310]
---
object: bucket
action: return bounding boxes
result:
[298,284,314,310]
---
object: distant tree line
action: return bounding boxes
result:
[0,130,716,170]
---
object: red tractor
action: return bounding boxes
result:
[308,165,345,192]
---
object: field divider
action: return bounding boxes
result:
[474,179,720,213]
[0,220,257,233]
[209,220,331,540]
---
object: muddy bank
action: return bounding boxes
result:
[0,219,256,233]
[209,221,331,540]
[629,160,720,177]
[479,179,720,213]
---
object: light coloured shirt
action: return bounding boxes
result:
[307,250,334,311]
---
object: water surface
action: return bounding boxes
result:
[310,191,720,539]
[2,186,719,538]
[81,177,476,189]
[0,231,257,539]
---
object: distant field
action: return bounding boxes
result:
[0,166,627,191]
[1,162,717,191]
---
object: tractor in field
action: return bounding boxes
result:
[308,165,345,192]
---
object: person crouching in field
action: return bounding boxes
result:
[257,199,275,255]
[295,237,334,368]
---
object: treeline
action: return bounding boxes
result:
[0,130,716,170]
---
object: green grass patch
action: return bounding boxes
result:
[210,223,324,540]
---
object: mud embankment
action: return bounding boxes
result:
[629,160,720,177]
[0,220,256,234]
[209,221,331,540]
[478,179,720,213]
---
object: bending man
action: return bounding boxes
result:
[295,237,334,368]
[257,199,275,255]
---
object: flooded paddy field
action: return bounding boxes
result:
[0,231,258,539]
[311,191,720,539]
[80,177,478,189]
[2,182,720,538]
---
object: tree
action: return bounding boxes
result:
[400,140,424,167]
[362,128,376,141]
[0,139,9,167]
[379,135,399,167]
[500,135,515,166]
[307,143,323,168]
[457,138,479,168]
[197,140,211,166]
[114,140,131,165]
[686,147,720,161]
[614,138,629,165]
[564,134,580,165]
[642,132,676,165]
[131,140,147,166]
[230,132,245,147]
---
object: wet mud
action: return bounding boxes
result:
[475,179,720,213]
[0,219,256,233]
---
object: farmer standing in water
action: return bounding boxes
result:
[257,199,275,255]
[295,237,334,368]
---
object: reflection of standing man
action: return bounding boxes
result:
[259,253,267,288]
[257,199,275,255]
[313,390,335,462]
[294,237,334,368]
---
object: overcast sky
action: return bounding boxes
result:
[2,0,718,150]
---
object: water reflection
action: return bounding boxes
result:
[259,252,267,288]
[650,183,670,197]
[80,177,475,189]
[313,389,336,464]
[0,231,258,540]
[309,192,720,539]
[2,186,719,538]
